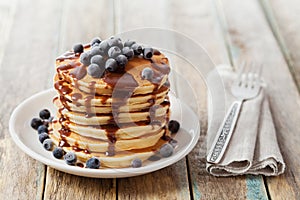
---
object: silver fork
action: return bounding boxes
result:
[207,62,262,164]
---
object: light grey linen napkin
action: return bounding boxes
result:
[206,65,285,176]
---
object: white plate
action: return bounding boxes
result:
[9,89,200,178]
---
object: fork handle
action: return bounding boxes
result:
[207,100,243,164]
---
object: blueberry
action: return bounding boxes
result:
[31,118,43,130]
[91,37,101,46]
[159,143,174,157]
[91,42,100,48]
[80,52,91,66]
[148,155,161,161]
[73,43,84,54]
[91,55,105,66]
[86,157,101,169]
[131,158,142,168]
[143,47,153,59]
[43,117,53,127]
[87,63,105,78]
[122,47,134,60]
[168,120,180,134]
[53,147,64,159]
[48,116,54,122]
[124,39,136,47]
[90,47,102,57]
[169,139,178,148]
[108,37,123,49]
[141,67,154,80]
[37,125,48,134]
[115,55,128,69]
[39,109,51,119]
[105,58,118,72]
[108,46,121,58]
[43,139,53,151]
[131,43,143,55]
[39,132,49,143]
[99,40,109,55]
[64,151,77,165]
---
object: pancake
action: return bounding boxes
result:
[49,38,174,168]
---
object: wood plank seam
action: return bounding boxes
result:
[44,1,64,198]
[40,165,47,200]
[258,0,300,93]
[186,156,195,200]
[263,176,272,200]
[213,0,235,69]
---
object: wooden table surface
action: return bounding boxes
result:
[1,0,300,199]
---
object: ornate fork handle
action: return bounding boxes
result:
[207,100,243,164]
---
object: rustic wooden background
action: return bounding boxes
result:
[0,0,299,199]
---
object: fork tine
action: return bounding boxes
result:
[237,61,246,76]
[235,61,246,85]
[245,61,253,74]
[256,64,263,78]
[252,63,263,88]
[247,62,256,88]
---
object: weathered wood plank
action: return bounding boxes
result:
[221,0,300,199]
[0,0,16,68]
[168,0,265,199]
[259,0,300,198]
[45,169,116,200]
[115,1,191,199]
[0,0,62,199]
[43,0,116,199]
[259,0,300,92]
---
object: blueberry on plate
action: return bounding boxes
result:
[91,37,101,46]
[148,155,161,161]
[122,47,134,60]
[80,52,91,66]
[108,46,122,58]
[39,132,49,143]
[31,118,43,130]
[87,63,105,78]
[169,139,178,148]
[124,39,136,47]
[131,43,143,55]
[143,47,154,59]
[43,139,53,151]
[141,67,154,81]
[159,143,174,158]
[105,58,118,72]
[86,157,101,169]
[53,147,64,159]
[115,55,128,69]
[64,151,77,165]
[131,158,142,168]
[168,120,180,134]
[37,125,48,134]
[73,43,84,54]
[39,109,51,119]
[48,116,54,122]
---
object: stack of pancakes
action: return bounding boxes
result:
[49,44,171,168]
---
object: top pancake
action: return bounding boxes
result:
[55,45,170,96]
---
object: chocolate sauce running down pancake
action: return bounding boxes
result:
[49,39,172,168]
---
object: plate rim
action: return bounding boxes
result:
[9,89,200,178]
